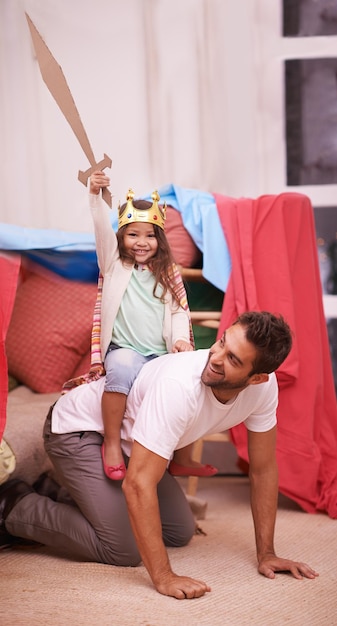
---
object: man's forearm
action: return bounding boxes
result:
[249,462,278,562]
[123,482,173,586]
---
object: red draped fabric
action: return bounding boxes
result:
[0,253,21,439]
[214,192,337,519]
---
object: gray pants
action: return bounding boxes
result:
[5,409,196,566]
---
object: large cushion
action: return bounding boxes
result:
[165,206,201,268]
[6,272,97,393]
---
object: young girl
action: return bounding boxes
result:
[90,170,218,481]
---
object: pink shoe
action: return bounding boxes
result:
[168,460,218,477]
[101,444,126,481]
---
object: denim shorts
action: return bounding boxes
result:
[104,343,157,394]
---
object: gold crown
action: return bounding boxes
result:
[118,189,166,230]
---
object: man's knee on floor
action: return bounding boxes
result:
[162,517,196,548]
[100,544,141,567]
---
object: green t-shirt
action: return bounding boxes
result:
[111,267,167,356]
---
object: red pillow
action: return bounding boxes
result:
[6,273,98,393]
[71,351,92,378]
[165,206,201,268]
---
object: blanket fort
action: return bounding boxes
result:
[1,188,337,519]
[216,191,337,520]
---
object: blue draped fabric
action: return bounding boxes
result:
[0,184,231,290]
[144,184,231,291]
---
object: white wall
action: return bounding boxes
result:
[0,0,247,231]
[0,0,271,232]
[0,0,336,239]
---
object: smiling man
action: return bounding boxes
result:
[123,310,318,599]
[0,311,319,599]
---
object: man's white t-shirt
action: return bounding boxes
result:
[52,350,278,459]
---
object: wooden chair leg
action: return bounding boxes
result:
[186,438,204,497]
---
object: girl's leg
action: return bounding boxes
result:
[101,390,127,472]
[170,443,219,477]
[172,443,196,466]
[102,346,150,480]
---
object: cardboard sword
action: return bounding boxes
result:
[25,13,112,207]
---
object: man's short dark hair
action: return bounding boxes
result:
[233,311,293,374]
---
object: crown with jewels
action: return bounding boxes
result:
[118,189,166,230]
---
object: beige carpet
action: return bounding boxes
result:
[1,476,336,626]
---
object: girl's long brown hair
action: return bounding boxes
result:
[116,200,181,306]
